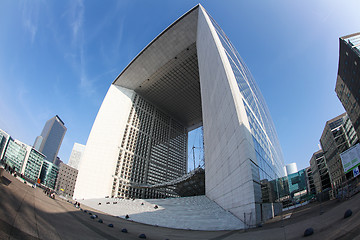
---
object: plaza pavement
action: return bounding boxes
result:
[1,169,360,240]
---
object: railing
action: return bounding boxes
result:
[129,167,204,189]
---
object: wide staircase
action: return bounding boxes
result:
[80,195,244,230]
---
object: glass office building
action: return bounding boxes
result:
[2,139,27,172]
[40,159,59,189]
[0,129,10,160]
[0,129,44,182]
[288,169,308,200]
[208,10,285,207]
[23,148,45,182]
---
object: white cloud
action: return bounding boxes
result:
[21,1,39,43]
[79,46,95,97]
[70,0,84,45]
[62,0,96,97]
[24,19,37,43]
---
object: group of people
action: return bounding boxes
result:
[139,202,158,209]
[2,162,16,175]
[2,163,30,182]
[44,188,56,199]
[74,201,81,208]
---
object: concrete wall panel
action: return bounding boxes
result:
[197,6,257,224]
[74,85,134,199]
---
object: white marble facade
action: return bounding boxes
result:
[74,5,284,227]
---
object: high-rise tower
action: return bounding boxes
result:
[74,5,285,226]
[34,115,67,164]
[335,32,360,140]
[68,143,86,170]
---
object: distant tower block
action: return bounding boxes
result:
[35,115,67,163]
[74,5,285,226]
[286,163,298,175]
[68,143,86,170]
[33,136,43,150]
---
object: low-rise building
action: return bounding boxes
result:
[2,139,27,172]
[287,169,308,200]
[40,160,59,189]
[55,162,78,198]
[21,146,45,182]
[0,136,46,183]
[320,113,358,190]
[0,129,11,159]
[0,128,62,187]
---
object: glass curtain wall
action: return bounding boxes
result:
[206,11,286,204]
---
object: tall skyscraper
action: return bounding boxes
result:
[34,115,67,164]
[335,32,360,140]
[68,143,85,170]
[74,5,285,226]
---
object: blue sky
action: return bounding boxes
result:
[0,0,359,171]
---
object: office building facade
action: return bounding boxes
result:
[54,156,63,167]
[0,129,10,160]
[21,146,45,182]
[15,140,46,182]
[2,139,27,172]
[74,5,285,225]
[68,143,86,170]
[55,162,78,198]
[34,115,67,163]
[39,159,59,189]
[305,167,316,195]
[309,150,331,194]
[320,113,358,189]
[335,32,360,140]
[0,130,45,183]
[287,169,308,201]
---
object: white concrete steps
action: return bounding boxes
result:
[79,195,244,230]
